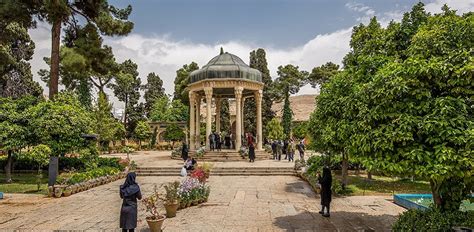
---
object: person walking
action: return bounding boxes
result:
[215,132,221,151]
[209,132,215,151]
[318,167,332,217]
[181,141,189,161]
[297,140,305,161]
[276,140,283,161]
[271,140,277,160]
[288,139,295,162]
[120,172,142,232]
[283,139,288,160]
[247,133,256,162]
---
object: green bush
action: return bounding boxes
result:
[392,209,474,231]
[57,166,122,185]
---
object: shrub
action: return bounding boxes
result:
[392,209,474,231]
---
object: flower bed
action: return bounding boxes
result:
[51,166,128,198]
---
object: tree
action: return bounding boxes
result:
[109,59,141,135]
[273,64,308,137]
[220,99,230,133]
[92,92,116,152]
[266,118,284,141]
[143,72,165,117]
[173,62,199,105]
[149,96,170,122]
[163,123,185,149]
[29,92,92,185]
[310,3,473,211]
[0,19,42,98]
[0,96,38,183]
[9,0,133,98]
[249,49,275,136]
[292,121,309,140]
[133,120,150,150]
[307,62,340,88]
[23,144,51,191]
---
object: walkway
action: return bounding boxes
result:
[0,175,403,231]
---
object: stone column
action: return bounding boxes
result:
[204,87,213,151]
[234,87,243,151]
[241,97,245,136]
[255,90,263,150]
[215,98,221,133]
[189,91,196,150]
[195,95,201,148]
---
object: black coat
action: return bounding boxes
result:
[181,144,189,160]
[120,173,142,230]
[318,173,332,206]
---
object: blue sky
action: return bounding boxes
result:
[109,0,417,47]
[29,0,473,105]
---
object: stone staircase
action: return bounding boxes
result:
[189,150,271,162]
[135,166,296,176]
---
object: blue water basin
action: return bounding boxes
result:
[394,194,473,211]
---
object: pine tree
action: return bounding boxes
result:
[143,72,165,117]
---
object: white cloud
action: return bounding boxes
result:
[28,0,474,107]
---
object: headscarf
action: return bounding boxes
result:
[322,166,332,185]
[120,172,140,197]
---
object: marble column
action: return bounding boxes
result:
[241,96,245,136]
[215,98,221,133]
[195,95,201,148]
[204,87,213,151]
[188,91,195,150]
[234,87,243,151]
[255,90,263,150]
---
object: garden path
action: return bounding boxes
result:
[0,174,404,231]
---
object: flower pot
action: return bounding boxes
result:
[63,186,72,197]
[186,202,192,207]
[146,216,166,232]
[53,186,63,198]
[191,200,198,206]
[164,202,179,218]
[47,186,54,197]
[179,201,186,209]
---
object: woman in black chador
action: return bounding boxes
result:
[120,172,142,232]
[181,141,189,161]
[318,166,332,217]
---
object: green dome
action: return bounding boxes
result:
[189,52,262,83]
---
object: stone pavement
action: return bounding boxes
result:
[0,175,404,231]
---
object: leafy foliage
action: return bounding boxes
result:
[150,96,188,122]
[393,208,474,231]
[266,118,284,140]
[309,3,474,210]
[307,62,340,88]
[173,62,199,105]
[143,72,165,116]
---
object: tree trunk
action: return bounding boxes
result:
[49,17,61,98]
[138,140,141,150]
[48,156,59,186]
[367,171,372,180]
[430,179,443,208]
[4,150,13,183]
[341,153,349,189]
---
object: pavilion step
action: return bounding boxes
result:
[135,167,296,176]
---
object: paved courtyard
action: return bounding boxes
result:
[0,174,404,231]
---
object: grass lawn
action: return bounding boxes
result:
[339,173,431,196]
[0,172,48,195]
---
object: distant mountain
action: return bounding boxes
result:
[272,94,317,122]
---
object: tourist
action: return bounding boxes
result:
[287,139,295,162]
[318,167,332,217]
[215,132,221,151]
[283,139,288,160]
[225,134,231,149]
[247,133,256,162]
[209,132,215,151]
[276,140,283,161]
[185,157,196,171]
[297,140,305,161]
[271,140,277,160]
[119,172,142,232]
[181,141,189,161]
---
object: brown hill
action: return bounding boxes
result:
[272,94,317,121]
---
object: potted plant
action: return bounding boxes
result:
[162,181,180,218]
[142,185,166,232]
[63,186,72,197]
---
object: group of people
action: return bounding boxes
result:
[208,131,235,150]
[270,139,305,162]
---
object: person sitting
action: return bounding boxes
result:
[184,157,196,171]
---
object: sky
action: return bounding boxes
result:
[28,0,474,107]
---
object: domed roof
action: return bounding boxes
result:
[189,51,262,84]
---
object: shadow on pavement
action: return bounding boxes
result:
[273,210,398,231]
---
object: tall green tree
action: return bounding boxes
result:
[266,118,284,141]
[29,92,92,185]
[311,3,474,211]
[149,96,170,122]
[163,123,185,149]
[143,72,165,117]
[307,62,340,88]
[133,120,150,150]
[173,62,199,105]
[149,96,188,122]
[273,64,307,137]
[0,96,38,183]
[109,59,141,135]
[220,99,230,133]
[92,92,116,152]
[9,0,133,98]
